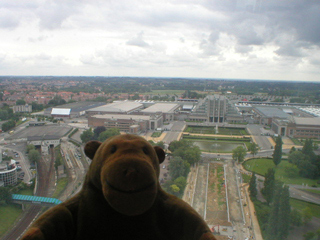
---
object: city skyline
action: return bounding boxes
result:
[0,0,319,82]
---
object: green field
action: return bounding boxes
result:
[243,158,319,186]
[290,199,320,218]
[184,126,248,135]
[0,204,22,237]
[52,177,68,199]
[303,189,320,195]
[151,131,162,137]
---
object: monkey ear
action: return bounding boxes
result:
[154,146,165,164]
[84,141,102,160]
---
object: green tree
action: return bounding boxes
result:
[170,184,180,193]
[290,209,302,227]
[249,172,257,199]
[48,95,66,106]
[232,146,247,163]
[273,136,282,166]
[168,156,190,179]
[31,101,44,112]
[93,126,106,139]
[302,139,316,161]
[289,146,296,154]
[2,120,15,132]
[174,176,187,192]
[266,183,282,240]
[16,99,26,105]
[302,207,313,225]
[168,139,192,152]
[303,232,315,240]
[277,185,291,240]
[262,168,275,204]
[80,128,94,143]
[28,149,41,163]
[98,128,120,142]
[0,110,9,120]
[248,142,259,157]
[288,151,317,179]
[265,182,290,240]
[0,187,12,203]
[26,144,35,153]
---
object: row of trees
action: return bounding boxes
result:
[249,165,315,240]
[162,139,201,197]
[26,144,41,163]
[288,139,320,179]
[232,142,259,163]
[249,169,291,240]
[80,127,120,143]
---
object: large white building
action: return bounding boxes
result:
[0,159,18,186]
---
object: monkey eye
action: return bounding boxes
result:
[110,145,117,154]
[142,146,149,155]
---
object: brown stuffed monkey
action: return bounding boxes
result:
[22,134,216,240]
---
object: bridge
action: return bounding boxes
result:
[12,194,62,207]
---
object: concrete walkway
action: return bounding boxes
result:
[244,185,264,240]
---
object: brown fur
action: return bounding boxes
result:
[22,134,216,240]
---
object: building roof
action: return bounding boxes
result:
[91,114,151,121]
[182,105,194,110]
[45,101,106,114]
[141,103,180,113]
[294,117,320,126]
[51,108,71,115]
[255,107,289,119]
[88,101,143,113]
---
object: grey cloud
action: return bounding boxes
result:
[36,1,81,29]
[199,38,221,57]
[28,35,49,42]
[235,45,253,54]
[0,9,20,29]
[126,32,150,48]
[275,45,304,57]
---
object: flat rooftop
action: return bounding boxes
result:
[88,101,143,113]
[45,101,106,113]
[91,114,151,120]
[294,117,320,126]
[5,124,71,140]
[255,107,289,119]
[141,103,180,113]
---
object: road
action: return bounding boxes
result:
[162,121,186,144]
[191,162,209,218]
[247,124,274,150]
[59,140,87,201]
[225,159,247,240]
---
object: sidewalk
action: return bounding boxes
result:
[244,186,264,240]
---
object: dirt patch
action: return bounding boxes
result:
[206,163,230,226]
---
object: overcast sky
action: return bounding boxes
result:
[0,0,319,81]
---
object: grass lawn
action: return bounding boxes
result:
[290,199,320,218]
[18,189,33,195]
[302,189,320,195]
[290,137,303,145]
[151,131,162,137]
[243,158,319,186]
[52,177,68,199]
[184,126,248,135]
[242,174,251,183]
[0,204,22,237]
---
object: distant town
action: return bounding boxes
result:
[1,77,320,240]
